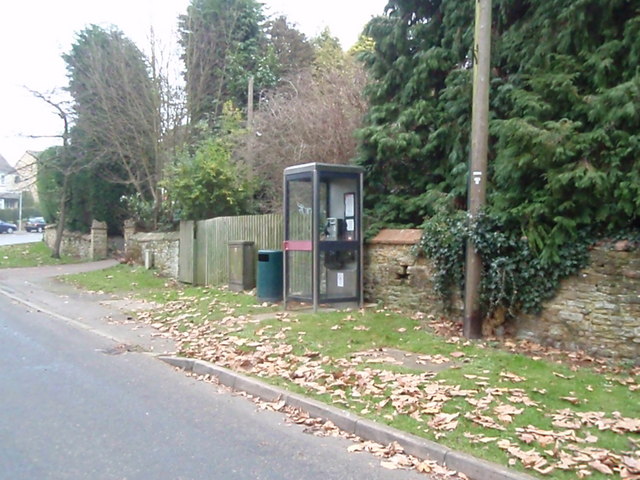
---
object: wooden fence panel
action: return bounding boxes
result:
[178,220,195,283]
[193,218,210,286]
[188,214,283,287]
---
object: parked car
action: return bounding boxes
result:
[0,220,17,234]
[25,217,46,233]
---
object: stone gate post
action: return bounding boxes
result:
[90,220,108,260]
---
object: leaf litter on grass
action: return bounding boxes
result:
[135,295,639,479]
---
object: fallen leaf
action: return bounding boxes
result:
[500,371,526,383]
[588,460,614,475]
[415,461,432,473]
[428,412,459,431]
[464,412,506,431]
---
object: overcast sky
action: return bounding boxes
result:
[0,0,388,165]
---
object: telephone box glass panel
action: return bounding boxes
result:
[284,175,313,302]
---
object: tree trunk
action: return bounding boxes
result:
[51,174,70,259]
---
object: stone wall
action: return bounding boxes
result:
[514,245,640,360]
[44,227,91,259]
[363,229,463,316]
[364,229,639,362]
[43,223,109,260]
[125,231,180,279]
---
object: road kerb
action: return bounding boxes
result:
[443,450,530,480]
[157,355,537,480]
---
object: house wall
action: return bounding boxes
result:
[0,151,37,210]
[0,153,18,209]
[13,151,39,202]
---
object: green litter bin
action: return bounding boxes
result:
[257,250,283,302]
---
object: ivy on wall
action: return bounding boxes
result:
[417,210,591,320]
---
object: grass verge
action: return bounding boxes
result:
[63,263,280,317]
[0,242,81,268]
[68,264,640,480]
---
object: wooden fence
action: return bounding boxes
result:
[179,214,283,286]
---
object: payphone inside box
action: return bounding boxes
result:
[283,163,363,311]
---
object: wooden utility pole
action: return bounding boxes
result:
[464,0,492,338]
[247,75,254,128]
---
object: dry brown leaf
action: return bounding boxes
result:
[428,412,460,431]
[494,404,524,416]
[494,403,524,424]
[620,456,640,479]
[500,371,526,383]
[508,390,539,407]
[415,461,432,473]
[464,432,499,444]
[534,464,555,475]
[464,412,507,431]
[612,416,640,434]
[560,396,581,405]
[418,354,450,364]
[622,455,640,471]
[421,402,443,415]
[588,460,614,475]
[552,418,582,429]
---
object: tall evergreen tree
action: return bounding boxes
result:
[489,0,640,256]
[358,0,640,257]
[179,0,275,126]
[264,16,315,80]
[358,0,474,228]
[64,25,160,231]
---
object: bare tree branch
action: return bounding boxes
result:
[28,89,96,258]
[235,59,369,211]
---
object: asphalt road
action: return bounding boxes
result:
[0,293,429,480]
[0,231,43,246]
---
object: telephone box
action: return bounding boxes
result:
[283,163,363,311]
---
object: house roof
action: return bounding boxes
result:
[0,153,16,174]
[0,191,20,200]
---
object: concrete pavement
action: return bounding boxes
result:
[0,260,176,355]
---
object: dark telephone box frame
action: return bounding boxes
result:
[283,163,364,311]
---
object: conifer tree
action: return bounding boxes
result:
[359,0,640,258]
